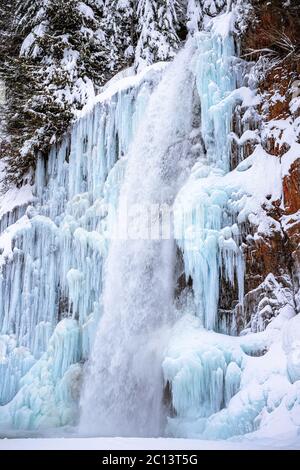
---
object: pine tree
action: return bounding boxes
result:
[0,1,41,183]
[201,0,227,16]
[186,0,202,35]
[135,0,181,69]
[1,0,217,183]
[0,0,110,183]
[185,0,227,35]
[23,0,107,95]
[102,0,135,74]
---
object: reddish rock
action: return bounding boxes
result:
[229,0,300,332]
[283,159,300,215]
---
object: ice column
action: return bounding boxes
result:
[174,29,244,331]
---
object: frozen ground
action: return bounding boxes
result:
[0,434,299,450]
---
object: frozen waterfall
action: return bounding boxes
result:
[79,41,200,437]
[80,20,247,437]
[174,30,244,331]
[0,65,164,428]
[1,8,298,442]
[0,16,246,433]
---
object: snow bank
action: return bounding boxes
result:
[0,435,299,450]
[163,308,300,441]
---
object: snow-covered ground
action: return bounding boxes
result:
[0,435,299,450]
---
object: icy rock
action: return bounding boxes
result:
[283,315,300,384]
[0,319,82,430]
[164,305,300,440]
[224,362,242,406]
[0,337,35,406]
[174,29,245,331]
[163,315,244,425]
[195,30,236,172]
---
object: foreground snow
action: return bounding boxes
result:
[0,435,300,450]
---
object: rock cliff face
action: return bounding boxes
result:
[226,0,300,333]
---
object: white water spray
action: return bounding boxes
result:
[80,41,200,437]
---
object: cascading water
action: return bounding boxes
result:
[80,15,249,438]
[80,41,201,437]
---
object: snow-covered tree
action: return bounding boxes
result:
[185,0,227,35]
[101,0,135,73]
[135,0,181,69]
[0,1,41,181]
[186,0,202,34]
[1,0,235,183]
[21,0,107,92]
[203,0,227,16]
[0,1,109,182]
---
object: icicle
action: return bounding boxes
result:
[195,30,236,172]
[0,67,159,429]
[174,27,245,331]
[163,315,243,434]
